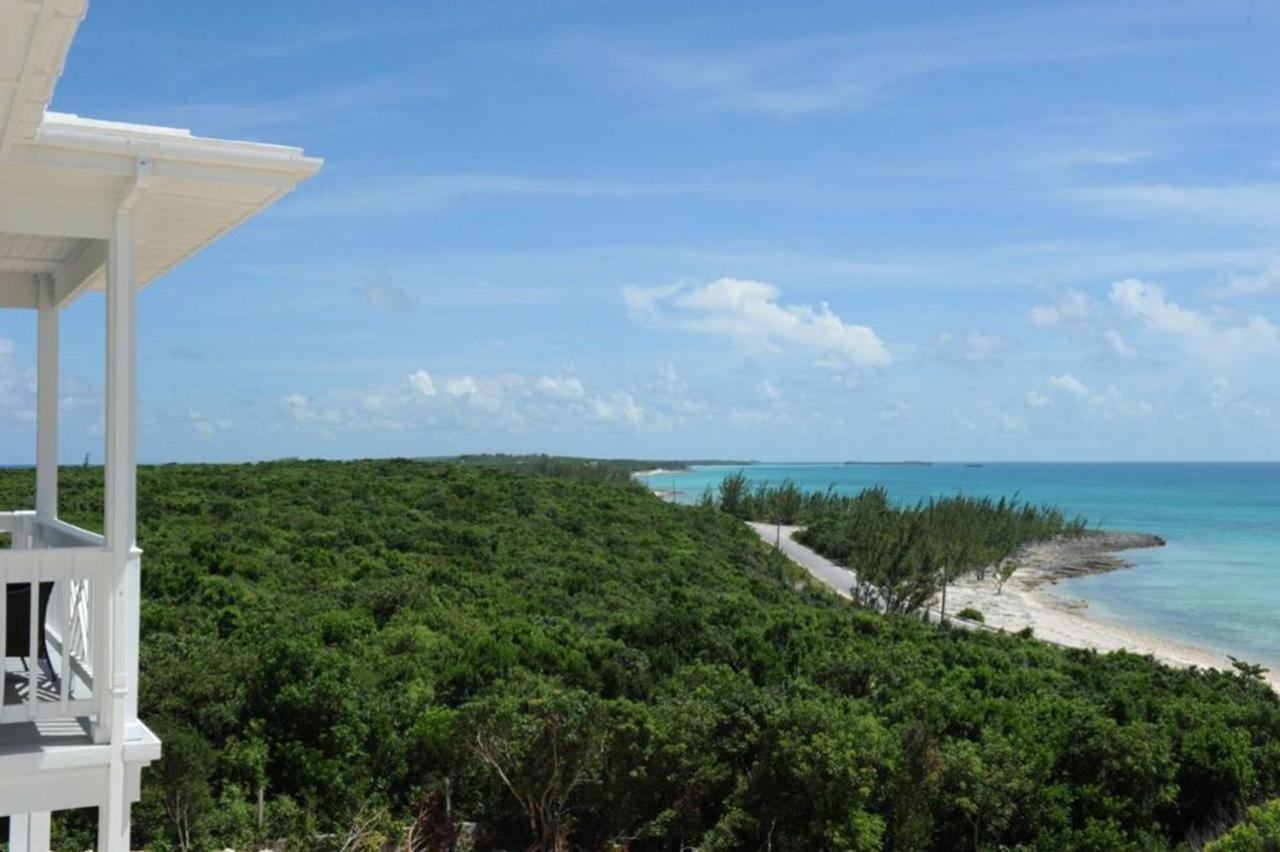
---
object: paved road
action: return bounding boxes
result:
[746,521,996,632]
[746,522,854,599]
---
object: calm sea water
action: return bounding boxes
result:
[640,463,1280,668]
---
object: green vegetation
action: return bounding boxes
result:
[956,607,985,623]
[720,476,1083,615]
[441,454,754,486]
[1205,800,1280,851]
[1,460,1277,850]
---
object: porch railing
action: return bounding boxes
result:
[0,510,106,724]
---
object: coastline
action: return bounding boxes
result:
[632,468,676,478]
[947,532,1280,691]
[749,522,1280,693]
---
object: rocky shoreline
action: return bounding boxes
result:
[1010,530,1166,588]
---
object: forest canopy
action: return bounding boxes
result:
[0,459,1277,851]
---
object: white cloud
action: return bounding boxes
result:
[585,6,1167,116]
[284,394,314,423]
[1038,148,1150,168]
[1071,183,1280,228]
[1100,329,1137,358]
[933,330,1010,364]
[1110,278,1280,359]
[1043,375,1155,422]
[445,376,479,397]
[1050,373,1090,398]
[591,391,643,424]
[624,277,889,368]
[189,411,231,438]
[301,173,687,217]
[1028,289,1140,362]
[408,370,437,397]
[282,394,343,428]
[1208,256,1280,298]
[1029,289,1092,328]
[0,338,35,425]
[536,375,586,400]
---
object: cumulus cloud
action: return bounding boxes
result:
[0,338,35,425]
[445,376,479,397]
[408,370,436,397]
[536,375,586,400]
[284,394,316,424]
[1208,256,1280,299]
[935,330,1010,363]
[1100,329,1137,358]
[1029,289,1092,328]
[624,278,889,368]
[1110,278,1280,358]
[189,411,232,438]
[1043,373,1155,421]
[591,391,643,424]
[1050,373,1091,398]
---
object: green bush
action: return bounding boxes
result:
[957,607,985,623]
[1206,800,1280,850]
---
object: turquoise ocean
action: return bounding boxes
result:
[640,463,1280,669]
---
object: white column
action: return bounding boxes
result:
[9,811,52,852]
[36,274,58,521]
[105,211,138,556]
[101,206,137,852]
[14,277,61,852]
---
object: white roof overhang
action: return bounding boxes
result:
[0,0,84,156]
[0,0,322,310]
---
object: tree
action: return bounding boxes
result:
[463,680,613,851]
[718,471,750,518]
[156,727,217,852]
[1206,800,1280,851]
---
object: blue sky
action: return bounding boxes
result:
[2,0,1279,462]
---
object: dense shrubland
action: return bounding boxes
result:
[445,455,751,486]
[0,460,1276,851]
[717,473,1084,614]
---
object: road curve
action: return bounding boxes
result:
[746,521,854,599]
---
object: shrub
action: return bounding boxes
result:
[1205,800,1280,851]
[957,607,985,623]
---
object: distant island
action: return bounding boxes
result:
[843,460,934,466]
[428,454,756,484]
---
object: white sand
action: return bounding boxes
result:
[751,524,1280,693]
[945,561,1280,692]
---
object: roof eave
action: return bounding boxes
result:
[34,112,323,179]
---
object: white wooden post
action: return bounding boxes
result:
[100,196,140,852]
[10,275,63,848]
[9,811,52,852]
[36,274,58,523]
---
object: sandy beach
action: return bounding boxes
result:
[632,468,677,478]
[751,524,1280,693]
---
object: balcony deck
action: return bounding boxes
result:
[3,655,92,712]
[0,716,93,757]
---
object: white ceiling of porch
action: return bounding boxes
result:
[0,231,81,274]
